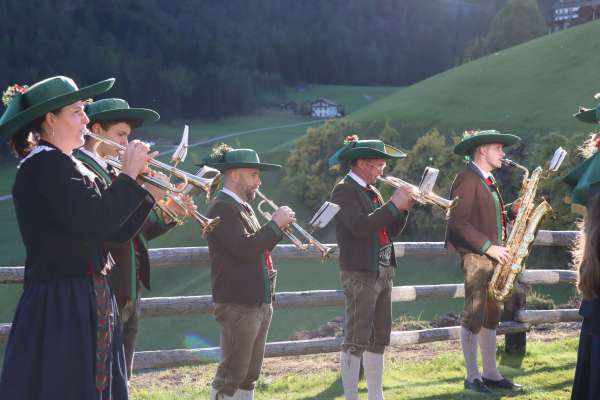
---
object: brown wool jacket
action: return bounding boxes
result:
[445,163,509,255]
[330,175,408,272]
[207,192,283,304]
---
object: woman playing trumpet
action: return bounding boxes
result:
[0,76,156,399]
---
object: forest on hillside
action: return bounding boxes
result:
[0,0,526,120]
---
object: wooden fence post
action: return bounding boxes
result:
[502,282,527,354]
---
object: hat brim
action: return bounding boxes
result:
[0,78,115,137]
[573,108,599,124]
[454,133,521,156]
[339,144,406,162]
[88,108,160,128]
[200,162,282,171]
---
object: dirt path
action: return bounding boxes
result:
[158,119,325,156]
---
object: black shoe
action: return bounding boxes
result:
[482,377,523,390]
[464,378,493,394]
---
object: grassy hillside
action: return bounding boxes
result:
[350,20,600,144]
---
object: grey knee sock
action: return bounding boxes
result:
[460,327,481,382]
[363,351,384,400]
[479,327,503,381]
[340,351,361,400]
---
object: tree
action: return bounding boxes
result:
[283,119,363,208]
[463,0,547,61]
[386,129,461,239]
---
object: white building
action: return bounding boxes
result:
[311,98,342,118]
[550,0,600,31]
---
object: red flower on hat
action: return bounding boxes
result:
[2,84,29,107]
[462,130,480,139]
[344,134,359,144]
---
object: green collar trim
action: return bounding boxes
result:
[74,150,112,185]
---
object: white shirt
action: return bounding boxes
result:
[221,187,246,206]
[79,147,109,170]
[471,161,492,180]
[348,171,368,188]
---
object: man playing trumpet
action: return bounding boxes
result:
[203,144,295,400]
[328,136,414,400]
[445,130,522,393]
[76,98,193,380]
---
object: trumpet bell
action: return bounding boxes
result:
[199,215,220,238]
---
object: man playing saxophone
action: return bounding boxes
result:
[445,130,522,394]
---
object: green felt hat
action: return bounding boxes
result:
[328,136,406,171]
[0,76,114,137]
[199,144,281,171]
[86,98,160,128]
[573,103,600,124]
[453,130,521,156]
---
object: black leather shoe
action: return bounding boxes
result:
[482,377,523,390]
[464,378,493,394]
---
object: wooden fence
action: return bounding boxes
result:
[0,230,581,371]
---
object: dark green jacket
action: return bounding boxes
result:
[206,191,283,304]
[330,175,408,272]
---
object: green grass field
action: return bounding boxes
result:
[131,338,578,399]
[350,20,600,145]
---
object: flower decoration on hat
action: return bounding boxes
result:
[208,142,233,163]
[2,84,28,107]
[329,134,360,173]
[344,134,359,144]
[462,130,480,140]
[578,133,600,160]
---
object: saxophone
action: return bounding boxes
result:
[487,159,553,303]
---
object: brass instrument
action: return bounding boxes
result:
[158,193,220,237]
[378,167,458,219]
[84,129,220,198]
[255,190,335,261]
[83,128,221,236]
[488,148,567,302]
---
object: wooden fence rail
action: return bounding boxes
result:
[0,269,577,339]
[0,230,580,370]
[0,230,578,283]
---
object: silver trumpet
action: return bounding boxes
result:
[255,190,336,262]
[378,167,458,220]
[83,128,220,235]
[84,128,221,199]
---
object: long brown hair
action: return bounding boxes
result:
[573,195,600,299]
[8,110,60,158]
